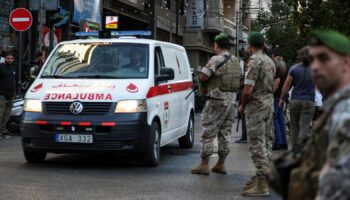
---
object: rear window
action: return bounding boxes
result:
[41,43,149,79]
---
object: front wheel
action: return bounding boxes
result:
[23,149,47,163]
[143,122,161,167]
[178,113,194,148]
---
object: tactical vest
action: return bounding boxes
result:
[206,55,240,93]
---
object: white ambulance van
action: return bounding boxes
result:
[22,34,195,166]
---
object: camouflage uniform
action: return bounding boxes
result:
[200,50,235,158]
[244,50,275,178]
[315,85,350,200]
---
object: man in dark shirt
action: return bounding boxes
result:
[279,47,316,151]
[0,52,16,139]
[272,49,288,150]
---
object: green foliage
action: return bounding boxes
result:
[294,0,350,38]
[252,0,303,64]
[251,0,350,65]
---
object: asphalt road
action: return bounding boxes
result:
[0,115,281,200]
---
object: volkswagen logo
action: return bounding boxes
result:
[70,102,83,115]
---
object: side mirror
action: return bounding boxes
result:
[30,65,40,79]
[155,67,175,82]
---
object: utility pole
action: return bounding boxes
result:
[175,0,179,44]
[38,0,43,53]
[235,10,239,57]
[148,1,156,39]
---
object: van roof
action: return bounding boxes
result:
[59,38,186,51]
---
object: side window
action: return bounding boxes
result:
[154,46,165,76]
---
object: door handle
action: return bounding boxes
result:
[167,85,172,91]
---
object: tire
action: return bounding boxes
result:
[6,118,21,134]
[23,149,47,163]
[143,122,161,167]
[178,113,194,149]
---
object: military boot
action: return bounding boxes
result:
[241,176,257,192]
[241,176,269,197]
[212,155,227,174]
[191,156,210,175]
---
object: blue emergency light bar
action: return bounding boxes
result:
[74,31,152,38]
[75,32,99,37]
[111,31,152,36]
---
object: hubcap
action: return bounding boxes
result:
[154,130,160,160]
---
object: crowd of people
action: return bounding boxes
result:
[192,30,350,199]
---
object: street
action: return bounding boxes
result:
[0,115,280,200]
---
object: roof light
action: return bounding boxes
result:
[75,32,99,37]
[110,31,152,36]
[74,30,152,38]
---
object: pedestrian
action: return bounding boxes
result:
[272,49,288,150]
[238,32,275,196]
[279,47,315,151]
[0,52,16,139]
[191,32,240,175]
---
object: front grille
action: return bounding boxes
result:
[45,102,112,115]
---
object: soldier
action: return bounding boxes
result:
[238,32,275,196]
[308,30,350,200]
[191,32,240,175]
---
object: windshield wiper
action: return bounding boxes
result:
[41,75,68,79]
[76,75,118,79]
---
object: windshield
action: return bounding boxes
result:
[41,43,149,79]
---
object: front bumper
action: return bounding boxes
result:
[21,112,151,154]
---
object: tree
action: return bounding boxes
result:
[252,0,350,65]
[293,0,350,38]
[252,0,303,64]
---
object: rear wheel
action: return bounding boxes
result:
[143,122,160,166]
[23,149,47,163]
[179,113,194,148]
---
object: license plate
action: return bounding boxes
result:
[56,134,93,144]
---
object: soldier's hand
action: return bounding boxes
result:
[238,105,245,116]
[199,73,208,82]
[279,99,285,108]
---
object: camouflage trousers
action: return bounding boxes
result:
[246,103,274,178]
[200,99,235,158]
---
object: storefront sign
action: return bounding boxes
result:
[29,0,58,11]
[80,20,100,32]
[42,25,61,47]
[186,0,204,30]
[105,16,118,29]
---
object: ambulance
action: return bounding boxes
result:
[22,31,195,166]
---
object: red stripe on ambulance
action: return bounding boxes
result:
[146,81,193,98]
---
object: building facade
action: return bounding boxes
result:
[6,0,251,74]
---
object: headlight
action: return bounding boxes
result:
[24,99,42,112]
[115,100,147,113]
